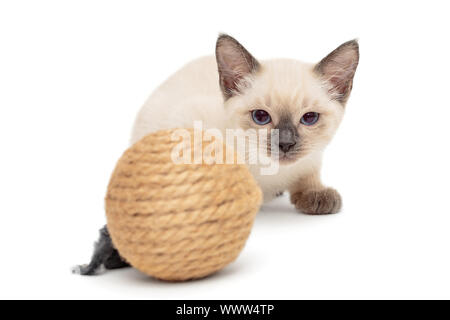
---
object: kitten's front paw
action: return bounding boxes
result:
[290,188,342,215]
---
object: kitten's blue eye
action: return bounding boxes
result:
[251,109,271,125]
[300,112,319,126]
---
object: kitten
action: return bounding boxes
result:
[132,34,359,207]
[73,34,359,275]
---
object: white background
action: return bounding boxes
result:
[1,0,449,299]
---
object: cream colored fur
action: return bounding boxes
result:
[131,55,346,202]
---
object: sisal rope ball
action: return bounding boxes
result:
[105,129,262,281]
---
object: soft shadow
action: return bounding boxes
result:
[91,195,325,287]
[100,252,262,287]
[255,194,323,226]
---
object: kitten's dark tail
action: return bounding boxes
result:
[72,226,130,276]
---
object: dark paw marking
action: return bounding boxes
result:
[290,188,342,215]
[71,264,105,276]
[72,225,130,276]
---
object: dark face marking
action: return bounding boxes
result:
[273,116,300,155]
[314,39,359,104]
[215,34,260,100]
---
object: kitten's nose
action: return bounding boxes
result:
[276,121,298,153]
[279,141,296,153]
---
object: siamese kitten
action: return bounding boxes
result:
[73,34,359,275]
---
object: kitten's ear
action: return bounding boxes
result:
[315,40,359,104]
[216,34,260,100]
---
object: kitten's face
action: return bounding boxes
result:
[225,60,345,163]
[216,35,359,165]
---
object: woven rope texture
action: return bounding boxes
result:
[105,129,262,281]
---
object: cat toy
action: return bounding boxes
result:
[105,128,262,281]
